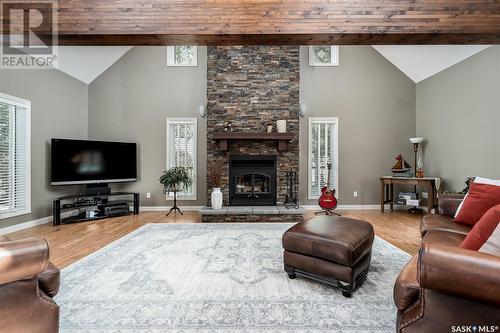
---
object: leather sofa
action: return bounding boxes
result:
[0,235,60,333]
[394,194,500,332]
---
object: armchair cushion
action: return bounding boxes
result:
[422,230,466,247]
[420,214,470,237]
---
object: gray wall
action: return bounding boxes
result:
[416,46,500,192]
[0,69,88,228]
[300,46,416,205]
[88,47,207,206]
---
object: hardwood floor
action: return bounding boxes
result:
[5,209,421,269]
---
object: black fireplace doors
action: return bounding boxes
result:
[229,155,277,206]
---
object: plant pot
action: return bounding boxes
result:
[211,187,223,210]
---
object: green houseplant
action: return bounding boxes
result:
[159,166,192,216]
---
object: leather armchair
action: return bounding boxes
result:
[0,235,60,333]
[395,195,500,332]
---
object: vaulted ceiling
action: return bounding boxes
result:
[372,45,491,82]
[57,47,132,84]
[56,46,490,84]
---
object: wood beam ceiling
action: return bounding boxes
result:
[5,0,500,45]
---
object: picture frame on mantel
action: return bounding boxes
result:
[309,46,339,66]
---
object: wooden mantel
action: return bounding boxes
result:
[212,132,295,151]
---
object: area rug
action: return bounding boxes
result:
[56,223,411,332]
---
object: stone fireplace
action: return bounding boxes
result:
[206,46,300,207]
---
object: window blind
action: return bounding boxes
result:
[0,94,30,218]
[166,118,197,199]
[308,118,338,199]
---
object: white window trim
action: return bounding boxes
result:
[0,92,31,219]
[166,46,198,67]
[308,117,339,200]
[166,117,197,200]
[309,46,339,67]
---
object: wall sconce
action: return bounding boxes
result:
[199,104,207,118]
[299,104,307,117]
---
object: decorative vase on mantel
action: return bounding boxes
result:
[211,188,223,210]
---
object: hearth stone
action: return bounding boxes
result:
[200,206,305,223]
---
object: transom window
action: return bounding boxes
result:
[166,46,198,66]
[308,117,339,199]
[309,46,339,66]
[0,93,31,219]
[166,118,197,200]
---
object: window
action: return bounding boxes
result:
[308,117,338,200]
[166,46,198,66]
[309,46,339,66]
[0,93,30,219]
[166,118,197,200]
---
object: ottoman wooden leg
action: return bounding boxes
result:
[284,265,296,279]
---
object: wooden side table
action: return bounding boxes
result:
[380,176,439,213]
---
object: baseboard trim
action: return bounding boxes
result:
[0,210,79,235]
[0,215,52,235]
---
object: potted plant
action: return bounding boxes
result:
[208,160,224,210]
[159,166,192,216]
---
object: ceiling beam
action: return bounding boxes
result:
[5,1,500,45]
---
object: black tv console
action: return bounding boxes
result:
[52,192,139,226]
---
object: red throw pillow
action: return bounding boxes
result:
[454,182,500,226]
[460,205,500,250]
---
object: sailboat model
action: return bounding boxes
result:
[391,154,412,177]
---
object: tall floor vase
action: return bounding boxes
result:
[211,188,223,210]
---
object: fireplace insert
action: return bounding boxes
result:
[229,155,277,206]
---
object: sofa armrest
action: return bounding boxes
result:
[0,238,49,285]
[437,193,465,217]
[419,242,500,306]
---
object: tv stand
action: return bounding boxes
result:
[84,183,111,196]
[52,191,139,226]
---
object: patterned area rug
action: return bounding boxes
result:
[56,223,410,332]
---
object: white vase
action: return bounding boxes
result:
[211,187,223,210]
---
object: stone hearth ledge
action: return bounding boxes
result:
[199,206,306,215]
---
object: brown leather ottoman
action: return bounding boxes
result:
[282,215,374,297]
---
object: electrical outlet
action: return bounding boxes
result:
[146,192,151,198]
[421,192,428,199]
[353,191,358,197]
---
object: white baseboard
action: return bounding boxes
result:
[0,215,52,235]
[0,210,80,236]
[140,206,204,212]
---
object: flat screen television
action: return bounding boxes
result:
[51,138,137,185]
